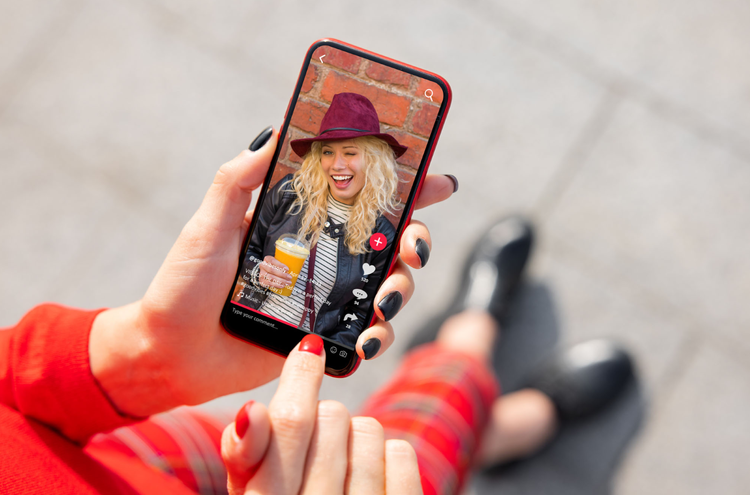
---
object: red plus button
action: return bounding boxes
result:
[369,233,387,251]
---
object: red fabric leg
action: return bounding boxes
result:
[85,408,232,495]
[358,343,499,495]
[85,344,498,495]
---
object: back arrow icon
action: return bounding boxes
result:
[319,54,326,63]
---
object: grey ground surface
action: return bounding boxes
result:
[2,1,749,493]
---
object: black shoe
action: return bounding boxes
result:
[525,339,634,420]
[405,216,534,351]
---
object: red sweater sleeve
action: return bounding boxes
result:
[0,304,138,444]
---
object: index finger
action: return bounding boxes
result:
[246,334,326,494]
[414,174,457,210]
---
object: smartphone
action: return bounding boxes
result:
[221,39,451,377]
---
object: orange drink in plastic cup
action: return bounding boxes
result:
[271,236,310,297]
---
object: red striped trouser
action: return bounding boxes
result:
[86,343,498,495]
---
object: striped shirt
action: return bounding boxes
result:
[262,195,352,330]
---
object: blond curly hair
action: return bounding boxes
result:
[287,136,401,255]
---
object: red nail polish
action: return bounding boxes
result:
[299,334,324,355]
[235,400,253,438]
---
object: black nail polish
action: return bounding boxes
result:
[444,174,459,193]
[377,291,403,322]
[415,238,430,268]
[249,126,273,151]
[362,338,381,360]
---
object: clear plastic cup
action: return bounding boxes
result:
[270,235,310,297]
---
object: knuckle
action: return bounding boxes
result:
[291,353,323,376]
[269,402,312,436]
[385,439,416,457]
[213,163,235,187]
[317,400,350,423]
[174,223,212,259]
[350,416,384,438]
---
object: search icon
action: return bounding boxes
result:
[424,88,434,102]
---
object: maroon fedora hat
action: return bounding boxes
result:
[290,92,408,159]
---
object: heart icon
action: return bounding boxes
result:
[362,263,376,276]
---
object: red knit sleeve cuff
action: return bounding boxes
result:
[8,304,141,444]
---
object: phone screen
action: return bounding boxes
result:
[223,40,449,374]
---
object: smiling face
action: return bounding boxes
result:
[319,140,367,205]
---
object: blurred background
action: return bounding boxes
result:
[1,1,749,493]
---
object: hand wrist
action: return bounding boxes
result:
[89,301,177,417]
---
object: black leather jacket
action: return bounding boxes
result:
[238,174,396,347]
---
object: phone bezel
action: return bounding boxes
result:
[221,38,452,377]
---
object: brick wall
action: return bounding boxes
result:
[271,45,443,227]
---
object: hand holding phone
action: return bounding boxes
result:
[89,131,454,417]
[89,38,453,417]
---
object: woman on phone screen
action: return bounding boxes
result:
[236,92,407,348]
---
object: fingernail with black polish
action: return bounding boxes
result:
[249,126,273,151]
[362,338,381,360]
[378,291,403,322]
[444,174,459,193]
[415,238,430,268]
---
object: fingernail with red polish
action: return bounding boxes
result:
[235,400,254,438]
[299,334,324,355]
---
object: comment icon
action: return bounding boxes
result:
[352,288,367,300]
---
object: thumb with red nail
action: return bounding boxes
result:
[221,400,271,495]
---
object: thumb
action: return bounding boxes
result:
[192,127,278,240]
[221,400,271,495]
[140,128,278,319]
